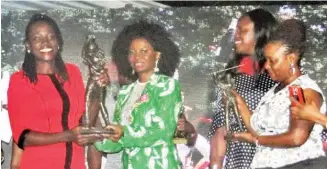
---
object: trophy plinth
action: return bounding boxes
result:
[173,137,188,144]
[80,127,116,135]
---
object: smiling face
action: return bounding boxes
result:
[128,38,160,76]
[264,41,295,83]
[26,21,59,62]
[234,16,256,56]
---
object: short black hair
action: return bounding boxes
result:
[111,20,180,81]
[226,8,278,77]
[23,13,68,84]
[268,19,306,65]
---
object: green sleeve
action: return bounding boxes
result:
[120,79,182,148]
[94,139,123,153]
[94,99,123,153]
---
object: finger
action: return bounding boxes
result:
[290,97,301,107]
[290,107,300,114]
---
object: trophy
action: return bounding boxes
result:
[173,108,188,144]
[80,35,114,135]
[212,65,244,140]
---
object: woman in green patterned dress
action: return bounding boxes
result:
[94,20,182,169]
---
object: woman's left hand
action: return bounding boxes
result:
[232,132,256,144]
[103,124,123,142]
[93,69,110,87]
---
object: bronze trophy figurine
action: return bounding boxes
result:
[80,35,114,135]
[212,65,244,140]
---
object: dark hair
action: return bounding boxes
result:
[111,20,180,81]
[23,13,68,84]
[268,19,306,65]
[226,8,278,77]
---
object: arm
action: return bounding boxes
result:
[210,127,227,169]
[119,79,182,148]
[209,88,227,169]
[255,89,321,147]
[10,143,22,169]
[232,90,257,135]
[87,116,104,169]
[7,76,76,147]
[96,79,182,150]
[290,97,327,128]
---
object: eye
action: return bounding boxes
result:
[48,34,56,41]
[31,35,42,43]
[128,50,135,56]
[140,49,148,54]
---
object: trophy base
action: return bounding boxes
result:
[80,127,115,135]
[173,138,187,144]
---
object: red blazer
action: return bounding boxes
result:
[8,64,86,169]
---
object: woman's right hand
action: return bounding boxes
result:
[290,97,320,122]
[68,126,102,146]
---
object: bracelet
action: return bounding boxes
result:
[211,164,218,169]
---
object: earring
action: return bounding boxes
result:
[132,69,135,75]
[27,50,31,53]
[290,63,296,75]
[57,46,60,50]
[154,60,159,72]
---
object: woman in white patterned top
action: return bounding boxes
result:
[232,19,327,169]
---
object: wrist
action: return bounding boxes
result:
[64,130,74,142]
[254,135,260,146]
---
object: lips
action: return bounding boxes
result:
[39,48,53,53]
[134,62,144,69]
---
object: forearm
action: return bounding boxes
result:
[11,143,22,169]
[257,131,308,148]
[87,145,103,169]
[210,127,226,169]
[23,130,72,147]
[238,107,256,134]
[312,112,327,128]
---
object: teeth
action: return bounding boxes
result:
[40,48,52,52]
[235,41,241,44]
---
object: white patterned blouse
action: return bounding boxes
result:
[250,74,326,169]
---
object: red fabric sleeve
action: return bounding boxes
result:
[7,72,49,143]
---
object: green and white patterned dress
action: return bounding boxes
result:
[95,73,182,169]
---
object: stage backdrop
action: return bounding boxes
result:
[1,4,327,167]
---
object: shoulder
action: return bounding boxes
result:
[65,63,81,74]
[8,71,32,96]
[65,63,83,80]
[156,74,180,85]
[9,71,28,86]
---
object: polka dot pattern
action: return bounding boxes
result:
[208,72,276,169]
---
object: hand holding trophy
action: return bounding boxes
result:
[212,65,244,141]
[80,35,115,136]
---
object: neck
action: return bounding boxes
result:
[280,70,302,86]
[36,61,56,74]
[137,70,155,83]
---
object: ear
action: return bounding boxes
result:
[156,52,161,61]
[286,52,296,65]
[25,42,30,52]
